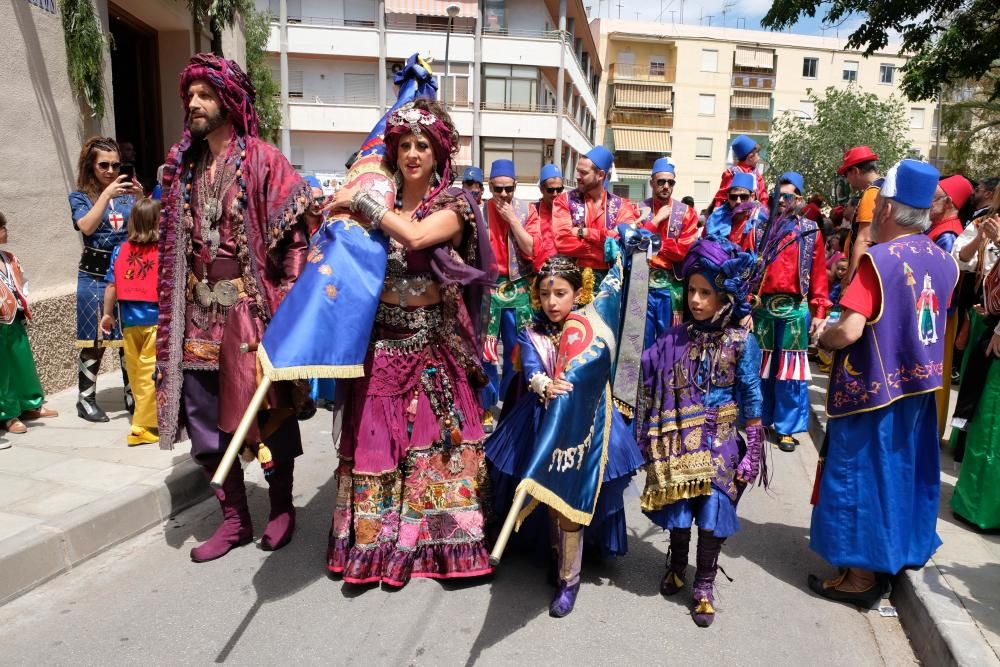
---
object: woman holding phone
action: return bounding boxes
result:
[68,136,142,422]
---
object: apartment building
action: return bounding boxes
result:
[592,19,939,208]
[258,0,600,200]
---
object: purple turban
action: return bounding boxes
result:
[179,53,259,138]
[681,235,757,319]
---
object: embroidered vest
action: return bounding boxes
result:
[827,235,959,418]
[0,251,29,324]
[113,241,159,303]
[638,198,687,239]
[567,189,623,231]
[927,216,963,245]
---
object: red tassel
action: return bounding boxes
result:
[450,427,462,446]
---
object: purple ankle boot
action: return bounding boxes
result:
[261,460,296,551]
[550,526,584,618]
[190,465,253,563]
[691,529,725,627]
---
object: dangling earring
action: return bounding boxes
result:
[430,169,440,189]
[393,168,404,210]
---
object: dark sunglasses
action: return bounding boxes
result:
[728,193,751,202]
[312,195,326,205]
[546,186,565,194]
[655,178,676,187]
[97,161,121,171]
[491,185,516,194]
[779,192,798,201]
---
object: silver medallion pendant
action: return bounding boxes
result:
[202,197,222,226]
[193,279,215,309]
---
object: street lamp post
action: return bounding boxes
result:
[443,4,461,110]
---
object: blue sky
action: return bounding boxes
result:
[588,0,863,39]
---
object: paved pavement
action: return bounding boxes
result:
[0,401,917,665]
[808,364,1000,666]
[0,373,207,604]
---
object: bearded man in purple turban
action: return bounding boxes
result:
[156,54,320,562]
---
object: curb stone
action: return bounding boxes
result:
[0,460,209,606]
[808,398,1000,667]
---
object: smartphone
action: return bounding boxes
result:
[120,164,136,180]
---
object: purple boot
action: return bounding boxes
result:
[261,459,296,551]
[661,528,691,596]
[692,529,725,627]
[549,526,583,618]
[190,465,253,563]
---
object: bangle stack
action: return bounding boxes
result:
[350,191,389,229]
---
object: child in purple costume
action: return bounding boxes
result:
[638,235,766,627]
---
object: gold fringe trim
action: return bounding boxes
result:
[514,384,614,527]
[613,397,634,419]
[640,479,713,512]
[257,344,365,381]
[75,339,125,349]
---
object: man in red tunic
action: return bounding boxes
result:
[552,146,637,278]
[525,163,563,271]
[156,54,312,562]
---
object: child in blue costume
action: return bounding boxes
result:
[486,255,644,618]
[638,235,766,628]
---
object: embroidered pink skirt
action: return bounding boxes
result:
[327,303,493,586]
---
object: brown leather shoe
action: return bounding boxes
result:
[21,407,58,420]
[3,419,27,434]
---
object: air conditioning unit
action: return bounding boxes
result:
[390,61,406,76]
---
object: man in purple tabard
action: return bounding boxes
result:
[811,159,959,607]
[156,54,315,562]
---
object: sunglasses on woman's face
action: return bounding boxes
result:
[97,161,121,171]
[546,186,564,194]
[491,186,516,194]
[728,193,751,202]
[655,178,676,187]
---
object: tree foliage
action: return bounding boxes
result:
[187,0,281,143]
[940,68,1000,178]
[766,87,911,201]
[762,0,1000,102]
[59,0,107,118]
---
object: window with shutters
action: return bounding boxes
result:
[695,138,713,159]
[694,180,712,205]
[842,61,858,82]
[482,138,543,181]
[344,73,376,104]
[344,0,376,26]
[649,55,666,77]
[483,65,539,111]
[701,49,718,72]
[910,108,925,129]
[288,70,303,98]
[698,94,715,116]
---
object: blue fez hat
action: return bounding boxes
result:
[651,157,676,177]
[490,159,516,180]
[882,159,940,209]
[538,163,562,184]
[731,135,757,161]
[303,175,322,189]
[462,166,484,184]
[730,172,755,192]
[585,146,614,173]
[779,171,805,195]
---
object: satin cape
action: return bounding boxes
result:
[258,55,438,379]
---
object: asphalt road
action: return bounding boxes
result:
[0,415,916,666]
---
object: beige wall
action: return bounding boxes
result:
[595,19,939,209]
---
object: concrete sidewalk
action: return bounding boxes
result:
[0,373,209,605]
[807,364,1000,667]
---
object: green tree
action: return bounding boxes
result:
[939,69,1000,178]
[187,0,281,143]
[59,0,107,118]
[766,86,911,201]
[762,0,1000,102]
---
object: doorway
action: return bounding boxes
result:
[108,4,164,192]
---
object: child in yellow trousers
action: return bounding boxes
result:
[100,198,160,446]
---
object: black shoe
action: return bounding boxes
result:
[124,390,135,415]
[777,434,798,452]
[807,573,883,609]
[77,398,109,423]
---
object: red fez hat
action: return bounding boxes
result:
[939,175,974,210]
[837,146,879,176]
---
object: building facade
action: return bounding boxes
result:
[258,0,600,200]
[592,20,939,208]
[2,0,241,391]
